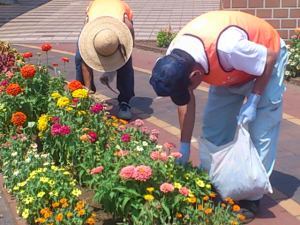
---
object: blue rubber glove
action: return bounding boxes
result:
[176,142,190,165]
[237,94,261,125]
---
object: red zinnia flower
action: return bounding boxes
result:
[68,80,83,92]
[6,83,22,96]
[41,43,52,52]
[22,52,33,59]
[90,166,104,175]
[11,112,27,126]
[20,64,36,79]
[61,57,69,63]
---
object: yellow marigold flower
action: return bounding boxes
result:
[144,194,154,201]
[237,213,246,221]
[60,198,68,204]
[187,196,197,204]
[232,204,241,212]
[176,212,183,219]
[67,212,73,218]
[49,191,58,197]
[52,202,60,208]
[37,114,50,131]
[65,106,73,111]
[204,208,213,215]
[78,209,86,216]
[51,91,61,100]
[51,165,58,171]
[18,181,27,187]
[203,195,209,201]
[22,209,29,219]
[35,218,46,223]
[37,191,45,198]
[146,187,154,193]
[77,110,87,116]
[13,186,19,191]
[196,179,205,187]
[86,217,96,225]
[230,221,239,225]
[55,213,63,222]
[197,204,203,211]
[72,88,88,98]
[72,188,82,197]
[40,176,50,183]
[206,184,212,189]
[174,182,182,189]
[57,96,70,108]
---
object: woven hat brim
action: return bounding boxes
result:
[79,16,133,72]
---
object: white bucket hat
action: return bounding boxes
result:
[79,16,133,72]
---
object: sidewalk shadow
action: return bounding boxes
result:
[256,170,299,219]
[103,96,153,121]
[0,0,50,27]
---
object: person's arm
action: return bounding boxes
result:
[252,48,278,95]
[124,16,135,42]
[177,90,195,164]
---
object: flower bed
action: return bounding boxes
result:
[0,41,245,225]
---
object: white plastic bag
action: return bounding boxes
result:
[200,125,273,201]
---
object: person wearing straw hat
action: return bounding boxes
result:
[75,0,135,120]
[149,11,288,223]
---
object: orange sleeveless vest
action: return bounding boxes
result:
[87,0,133,23]
[176,11,280,86]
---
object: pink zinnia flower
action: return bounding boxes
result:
[179,187,190,196]
[141,127,150,135]
[114,150,129,157]
[163,142,176,150]
[133,165,152,182]
[170,152,183,159]
[51,116,60,124]
[150,129,160,137]
[60,125,71,135]
[119,165,135,180]
[51,123,61,136]
[88,131,97,143]
[150,151,160,160]
[0,80,9,86]
[90,166,104,175]
[6,71,14,79]
[159,152,168,161]
[149,134,158,143]
[90,103,104,114]
[160,183,174,193]
[121,133,131,142]
[133,119,144,127]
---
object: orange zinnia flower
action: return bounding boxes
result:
[77,209,86,216]
[61,57,69,63]
[59,198,68,204]
[11,112,27,126]
[22,52,33,58]
[203,195,209,201]
[176,212,183,219]
[20,64,36,79]
[6,83,22,96]
[52,202,60,208]
[68,80,83,92]
[41,43,52,52]
[237,213,246,221]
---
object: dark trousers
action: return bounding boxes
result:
[75,47,135,104]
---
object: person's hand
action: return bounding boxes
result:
[237,94,261,125]
[176,142,190,165]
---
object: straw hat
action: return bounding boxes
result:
[79,16,133,72]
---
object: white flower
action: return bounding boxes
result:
[155,145,163,150]
[41,153,49,158]
[30,143,38,149]
[11,152,18,157]
[142,141,148,147]
[43,162,50,166]
[136,146,144,151]
[25,158,31,163]
[13,170,19,176]
[115,144,121,150]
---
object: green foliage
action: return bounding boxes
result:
[285,30,300,81]
[156,26,177,48]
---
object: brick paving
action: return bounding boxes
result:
[1,0,300,224]
[0,0,220,42]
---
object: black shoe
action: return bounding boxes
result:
[238,200,260,224]
[117,102,132,120]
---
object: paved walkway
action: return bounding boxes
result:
[0,0,220,42]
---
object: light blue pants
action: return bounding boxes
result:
[202,40,288,180]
